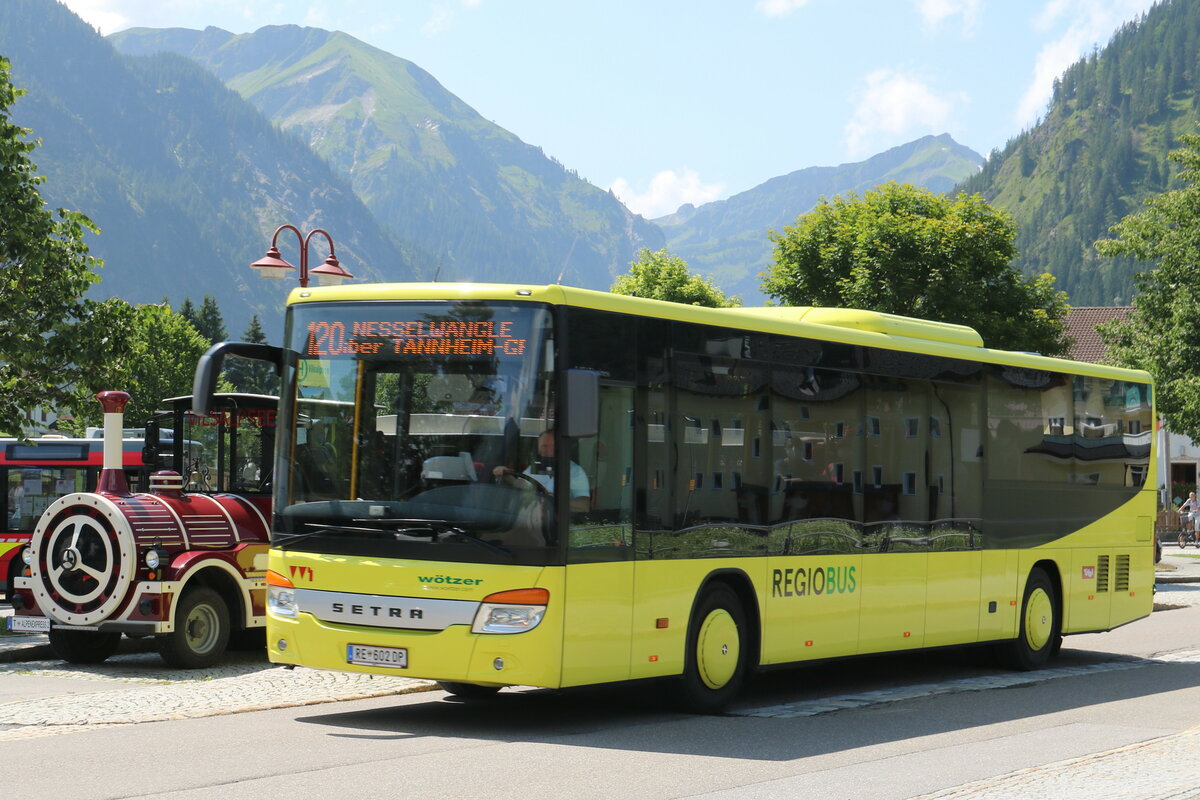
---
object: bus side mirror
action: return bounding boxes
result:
[192,341,285,416]
[563,369,599,439]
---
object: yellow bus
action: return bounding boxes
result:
[194,283,1156,711]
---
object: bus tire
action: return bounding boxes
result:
[157,587,230,669]
[677,584,748,714]
[437,681,502,699]
[48,629,121,664]
[997,567,1061,671]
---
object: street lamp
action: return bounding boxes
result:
[249,225,354,287]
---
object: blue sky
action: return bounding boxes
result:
[61,0,1159,218]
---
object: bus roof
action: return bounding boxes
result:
[285,282,1152,384]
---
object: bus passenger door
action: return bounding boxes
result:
[560,384,636,687]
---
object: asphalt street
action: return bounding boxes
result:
[1,549,1199,798]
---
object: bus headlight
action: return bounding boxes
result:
[266,569,297,618]
[471,588,549,634]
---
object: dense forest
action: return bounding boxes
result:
[961,0,1200,306]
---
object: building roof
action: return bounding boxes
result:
[1063,306,1132,363]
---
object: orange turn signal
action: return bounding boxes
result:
[482,587,549,605]
[266,569,294,588]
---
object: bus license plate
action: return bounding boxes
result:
[347,644,408,669]
[7,616,50,633]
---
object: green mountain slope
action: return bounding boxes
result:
[0,0,414,338]
[111,25,663,289]
[959,0,1200,306]
[656,134,982,303]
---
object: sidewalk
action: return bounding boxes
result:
[1154,545,1200,584]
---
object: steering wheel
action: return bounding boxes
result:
[494,467,550,496]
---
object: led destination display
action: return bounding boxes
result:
[305,319,528,358]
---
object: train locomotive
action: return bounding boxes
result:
[7,390,276,668]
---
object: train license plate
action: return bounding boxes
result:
[7,616,50,633]
[346,644,408,668]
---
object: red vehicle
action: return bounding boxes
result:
[6,391,277,668]
[1,422,179,604]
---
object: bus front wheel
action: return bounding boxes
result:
[677,584,748,714]
[997,567,1061,671]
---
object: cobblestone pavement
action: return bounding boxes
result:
[0,649,435,742]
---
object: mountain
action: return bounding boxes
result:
[109,25,663,290]
[0,0,415,338]
[655,134,983,303]
[959,0,1200,306]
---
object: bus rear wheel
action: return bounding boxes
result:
[437,681,503,699]
[48,629,121,664]
[997,567,1061,671]
[677,584,748,714]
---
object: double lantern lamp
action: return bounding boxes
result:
[249,225,354,287]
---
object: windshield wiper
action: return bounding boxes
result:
[275,520,515,560]
[352,518,516,560]
[273,523,391,548]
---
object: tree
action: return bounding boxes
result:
[1097,133,1200,439]
[194,295,227,345]
[611,248,740,308]
[64,302,214,432]
[179,298,198,329]
[761,182,1069,355]
[224,315,277,395]
[0,57,132,436]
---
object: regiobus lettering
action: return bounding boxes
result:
[770,565,857,597]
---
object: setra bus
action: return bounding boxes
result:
[194,283,1156,711]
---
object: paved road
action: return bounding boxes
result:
[2,552,1199,798]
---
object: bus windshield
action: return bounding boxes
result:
[274,301,559,565]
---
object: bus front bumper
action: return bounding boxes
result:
[267,611,562,688]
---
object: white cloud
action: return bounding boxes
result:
[422,4,456,36]
[1016,0,1159,127]
[754,0,811,19]
[609,169,725,219]
[421,0,482,36]
[844,69,965,157]
[57,0,133,34]
[58,0,265,34]
[916,0,983,34]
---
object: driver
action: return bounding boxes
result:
[494,429,590,512]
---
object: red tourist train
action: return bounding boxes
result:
[6,391,277,668]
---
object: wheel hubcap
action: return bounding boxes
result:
[696,608,739,690]
[1024,587,1053,651]
[184,603,220,655]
